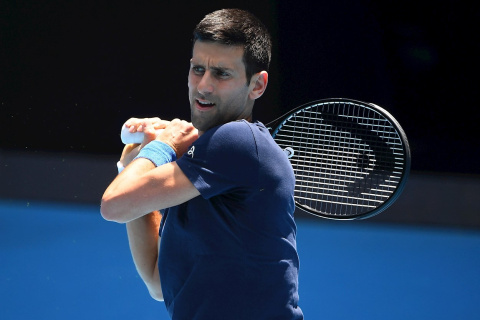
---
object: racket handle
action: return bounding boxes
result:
[120,125,164,144]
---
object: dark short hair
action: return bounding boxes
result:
[193,9,272,82]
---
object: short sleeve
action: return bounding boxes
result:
[176,121,259,199]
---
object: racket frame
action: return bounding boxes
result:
[267,98,411,220]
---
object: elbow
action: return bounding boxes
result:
[149,290,164,302]
[100,195,129,223]
[147,283,164,301]
[146,271,163,301]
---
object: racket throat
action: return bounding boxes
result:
[283,147,295,159]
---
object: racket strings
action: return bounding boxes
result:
[274,102,407,218]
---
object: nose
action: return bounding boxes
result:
[197,72,214,95]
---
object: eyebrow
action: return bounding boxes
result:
[190,60,235,72]
[210,66,234,74]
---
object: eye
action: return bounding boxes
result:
[215,70,231,79]
[191,66,205,75]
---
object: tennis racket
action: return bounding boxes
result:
[267,98,410,220]
[121,98,410,220]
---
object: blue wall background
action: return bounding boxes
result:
[1,201,480,319]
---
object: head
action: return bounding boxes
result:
[193,8,272,84]
[188,9,272,134]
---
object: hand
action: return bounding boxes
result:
[153,119,199,157]
[119,117,170,167]
[124,117,170,138]
[119,117,198,165]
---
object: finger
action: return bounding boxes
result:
[124,118,135,127]
[121,143,140,156]
[124,118,135,132]
[153,119,170,130]
[125,118,144,133]
[149,117,162,127]
[189,127,199,136]
[184,121,196,132]
[177,121,196,134]
[141,122,158,145]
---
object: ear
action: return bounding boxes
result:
[248,71,268,100]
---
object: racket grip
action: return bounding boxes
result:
[120,125,164,144]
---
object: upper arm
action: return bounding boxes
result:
[101,159,200,223]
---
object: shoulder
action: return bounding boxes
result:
[176,120,262,197]
[200,120,258,150]
[209,120,255,139]
[207,120,271,143]
[179,120,259,164]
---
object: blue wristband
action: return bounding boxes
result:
[133,141,177,167]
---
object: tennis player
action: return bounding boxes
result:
[101,9,303,319]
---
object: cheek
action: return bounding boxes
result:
[187,75,194,89]
[188,71,200,88]
[219,81,246,98]
[226,85,250,104]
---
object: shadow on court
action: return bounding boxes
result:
[1,200,479,319]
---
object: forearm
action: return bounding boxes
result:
[101,156,156,218]
[101,159,200,223]
[101,119,199,222]
[126,211,163,301]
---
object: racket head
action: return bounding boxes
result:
[268,98,411,220]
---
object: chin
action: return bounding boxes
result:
[191,117,209,132]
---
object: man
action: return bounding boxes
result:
[101,9,303,319]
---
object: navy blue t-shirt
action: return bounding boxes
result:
[158,120,303,320]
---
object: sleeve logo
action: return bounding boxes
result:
[187,146,195,158]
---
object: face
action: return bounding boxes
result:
[188,41,256,134]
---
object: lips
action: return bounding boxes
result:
[195,99,215,111]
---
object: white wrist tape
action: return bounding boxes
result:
[116,161,125,174]
[121,125,164,144]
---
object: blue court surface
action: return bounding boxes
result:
[1,200,479,319]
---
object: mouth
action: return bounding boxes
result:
[195,98,215,111]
